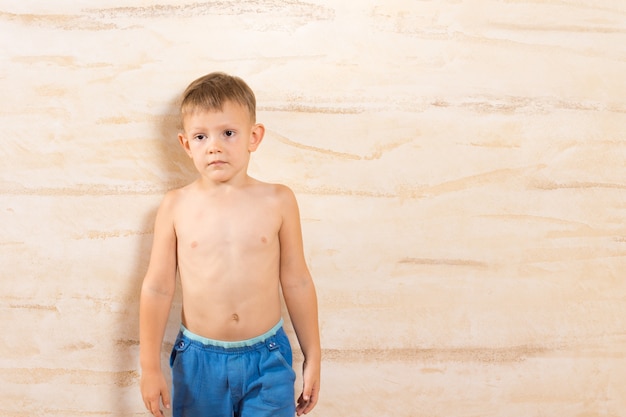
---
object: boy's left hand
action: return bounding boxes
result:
[296,359,320,415]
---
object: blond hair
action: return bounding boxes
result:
[180,72,256,123]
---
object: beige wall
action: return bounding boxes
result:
[2,1,626,416]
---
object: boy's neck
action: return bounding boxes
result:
[196,173,257,190]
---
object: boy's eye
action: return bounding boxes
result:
[194,134,207,140]
[224,130,235,137]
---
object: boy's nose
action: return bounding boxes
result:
[206,137,221,153]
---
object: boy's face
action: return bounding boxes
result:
[178,101,264,184]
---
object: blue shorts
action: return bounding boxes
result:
[169,319,296,417]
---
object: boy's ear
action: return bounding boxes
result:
[178,133,193,157]
[248,123,265,152]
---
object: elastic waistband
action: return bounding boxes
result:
[180,318,284,349]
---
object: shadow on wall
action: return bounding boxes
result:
[113,94,193,416]
[156,94,197,191]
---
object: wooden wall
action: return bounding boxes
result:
[1,1,625,416]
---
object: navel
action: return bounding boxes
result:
[231,313,239,322]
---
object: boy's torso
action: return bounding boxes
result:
[172,179,285,341]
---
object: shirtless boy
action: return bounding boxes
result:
[139,72,320,417]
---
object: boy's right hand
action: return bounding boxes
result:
[140,370,171,417]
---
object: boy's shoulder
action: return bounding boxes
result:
[251,180,298,203]
[157,182,198,212]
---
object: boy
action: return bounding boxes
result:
[139,72,321,417]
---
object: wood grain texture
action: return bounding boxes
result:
[1,1,625,416]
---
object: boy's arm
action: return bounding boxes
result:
[139,192,178,417]
[278,186,321,416]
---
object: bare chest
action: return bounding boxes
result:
[175,200,281,254]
